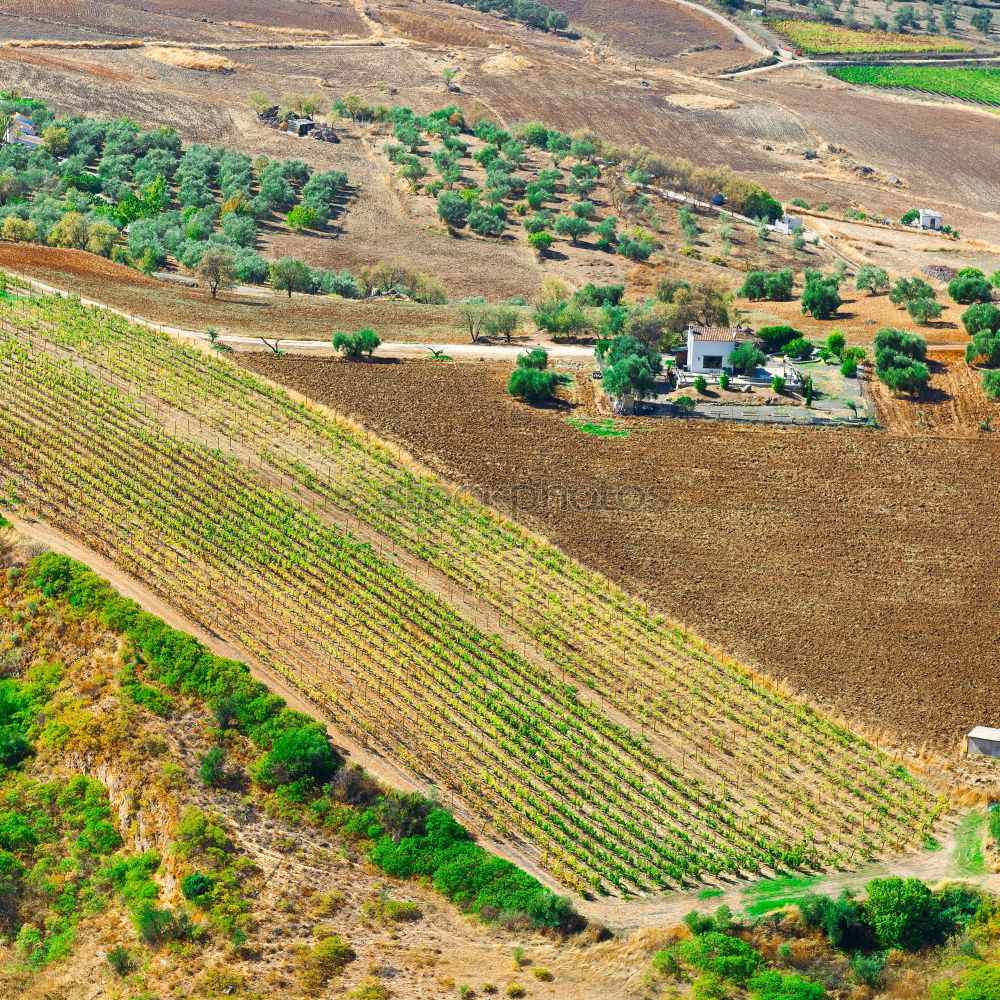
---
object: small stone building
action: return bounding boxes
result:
[917,209,942,231]
[967,727,1000,759]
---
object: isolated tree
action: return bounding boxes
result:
[965,328,1000,366]
[889,275,935,305]
[269,256,312,297]
[801,269,842,320]
[286,205,318,232]
[602,355,657,402]
[458,302,490,343]
[527,231,554,256]
[484,307,520,344]
[970,9,993,34]
[949,272,993,304]
[437,191,470,229]
[728,341,766,374]
[961,302,1000,337]
[196,248,238,299]
[856,265,890,295]
[333,328,380,360]
[906,297,943,325]
[508,367,568,404]
[553,214,593,245]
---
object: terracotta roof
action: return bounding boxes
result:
[689,325,752,342]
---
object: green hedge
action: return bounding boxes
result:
[371,809,576,929]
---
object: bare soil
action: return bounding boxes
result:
[236,353,1000,758]
[867,350,1000,437]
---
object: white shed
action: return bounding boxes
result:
[967,727,1000,758]
[917,209,942,231]
[774,215,803,235]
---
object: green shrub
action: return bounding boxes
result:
[783,338,813,360]
[825,331,846,356]
[799,891,865,950]
[985,371,1000,400]
[863,877,944,950]
[135,903,191,946]
[517,348,549,371]
[180,872,214,902]
[107,945,135,976]
[841,358,858,377]
[199,744,226,787]
[299,933,356,991]
[662,931,762,984]
[749,970,824,1000]
[693,375,708,394]
[371,810,576,931]
[719,371,730,391]
[771,375,786,393]
[850,951,886,986]
[756,325,802,353]
[508,367,568,405]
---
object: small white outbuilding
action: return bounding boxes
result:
[917,209,942,231]
[967,726,1000,758]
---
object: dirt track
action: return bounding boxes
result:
[237,354,1000,759]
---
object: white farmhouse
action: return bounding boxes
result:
[686,326,752,374]
[917,209,942,231]
[3,113,42,149]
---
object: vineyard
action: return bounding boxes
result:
[830,65,1000,105]
[769,20,971,53]
[0,285,941,896]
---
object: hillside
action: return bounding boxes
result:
[1,0,1000,994]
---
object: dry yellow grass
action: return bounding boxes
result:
[4,39,144,49]
[225,21,332,37]
[144,47,252,72]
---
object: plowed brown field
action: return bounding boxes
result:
[237,354,1000,757]
[868,350,1000,437]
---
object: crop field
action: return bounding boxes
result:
[768,19,972,53]
[238,354,1000,760]
[829,65,1000,105]
[0,286,941,896]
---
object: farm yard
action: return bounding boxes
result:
[238,351,1000,765]
[0,287,946,900]
[829,65,1000,106]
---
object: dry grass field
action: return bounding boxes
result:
[238,353,1000,759]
